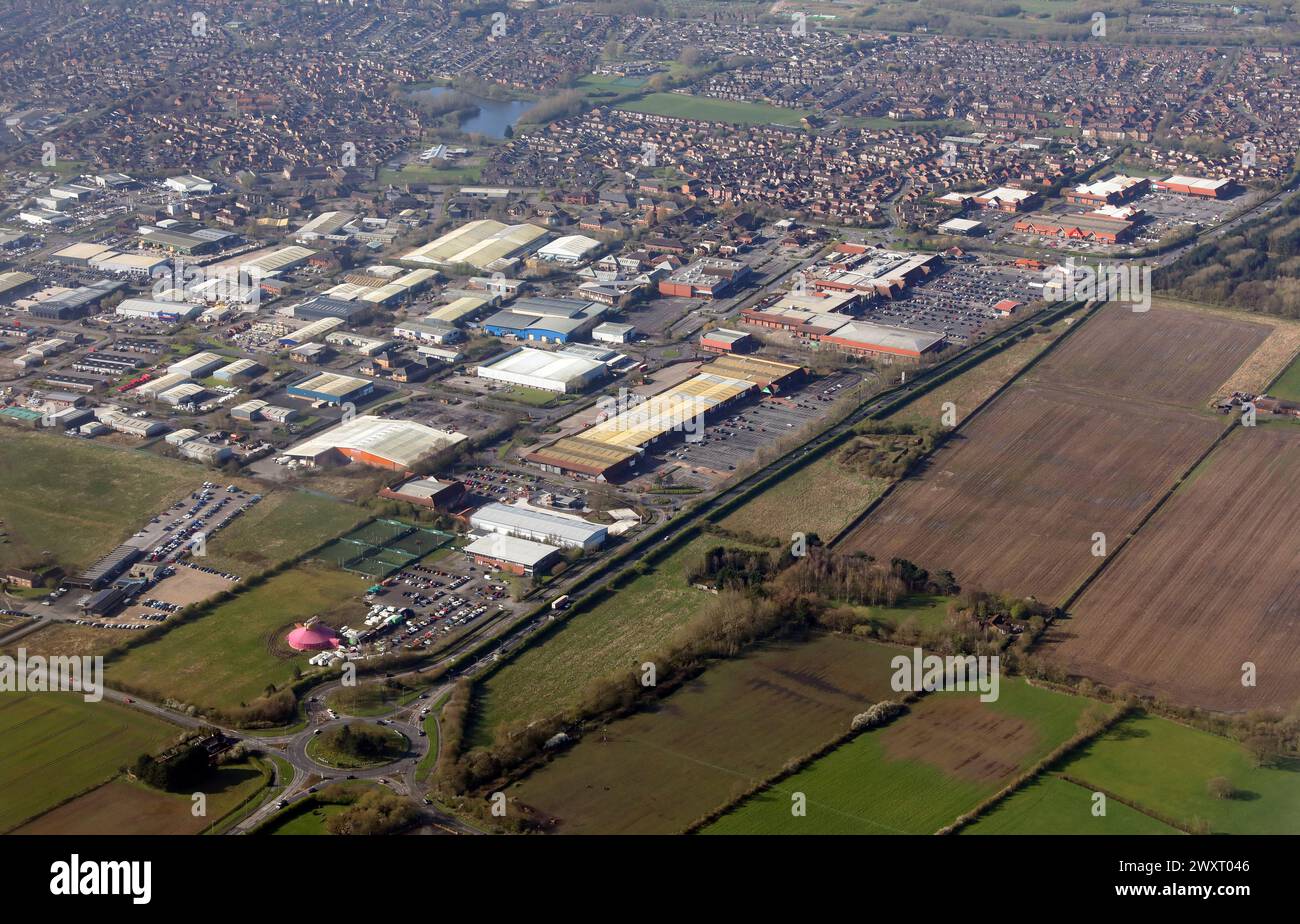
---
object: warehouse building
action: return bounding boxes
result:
[525,355,801,479]
[592,321,636,344]
[289,295,369,324]
[285,415,467,470]
[240,245,316,277]
[820,320,946,362]
[428,296,489,326]
[700,328,754,354]
[401,219,548,272]
[0,271,38,303]
[973,186,1039,212]
[286,372,374,406]
[535,234,601,265]
[1154,175,1237,198]
[23,280,126,320]
[393,317,464,346]
[116,298,203,323]
[658,257,751,299]
[476,347,607,394]
[1065,174,1149,207]
[379,476,466,511]
[463,533,560,576]
[169,351,226,379]
[479,296,606,344]
[470,502,606,551]
[213,358,264,382]
[278,316,345,346]
[158,382,208,406]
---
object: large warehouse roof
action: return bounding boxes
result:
[401,220,546,269]
[824,321,945,356]
[286,415,467,468]
[470,502,605,549]
[463,533,559,570]
[240,245,316,276]
[536,234,601,261]
[477,347,605,391]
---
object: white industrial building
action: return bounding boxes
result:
[117,298,203,323]
[535,234,601,265]
[169,351,225,378]
[284,415,468,470]
[476,347,607,394]
[469,502,606,551]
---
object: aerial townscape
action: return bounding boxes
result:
[0,0,1298,882]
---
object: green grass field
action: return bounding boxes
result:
[0,692,178,832]
[1058,714,1300,834]
[264,801,348,835]
[1269,353,1300,401]
[0,430,200,573]
[106,565,367,713]
[963,775,1179,835]
[198,490,363,576]
[469,534,764,744]
[619,93,812,127]
[704,679,1097,835]
[512,635,901,834]
[326,678,421,717]
[378,162,484,186]
[306,724,408,769]
[718,452,891,543]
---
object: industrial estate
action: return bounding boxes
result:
[0,0,1298,868]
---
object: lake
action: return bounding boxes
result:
[411,86,531,139]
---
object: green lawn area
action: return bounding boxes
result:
[1268,353,1300,401]
[704,679,1097,835]
[106,564,368,713]
[512,635,901,834]
[469,534,763,744]
[963,774,1179,835]
[306,724,409,770]
[500,385,559,407]
[0,692,178,832]
[718,452,891,542]
[0,430,200,573]
[265,802,349,835]
[326,678,422,717]
[853,594,952,634]
[378,162,484,186]
[619,93,813,127]
[199,490,365,576]
[1058,713,1300,835]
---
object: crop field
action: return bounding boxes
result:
[717,452,890,542]
[1047,425,1300,711]
[1058,714,1300,834]
[14,761,269,834]
[841,304,1267,602]
[884,309,1078,429]
[0,692,177,832]
[619,93,812,127]
[512,634,900,834]
[468,533,764,744]
[703,679,1096,835]
[106,565,367,713]
[963,775,1179,835]
[199,490,364,576]
[0,430,199,574]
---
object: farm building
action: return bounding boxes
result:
[476,347,607,394]
[286,372,374,406]
[285,415,467,469]
[470,503,606,551]
[463,533,560,576]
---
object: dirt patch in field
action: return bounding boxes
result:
[879,695,1038,784]
[117,568,236,623]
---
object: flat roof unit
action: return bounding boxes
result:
[821,320,945,359]
[1158,175,1232,193]
[117,298,203,322]
[536,234,601,262]
[53,242,114,263]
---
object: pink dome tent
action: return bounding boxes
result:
[286,617,340,652]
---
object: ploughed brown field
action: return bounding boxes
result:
[1045,425,1300,712]
[840,304,1271,604]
